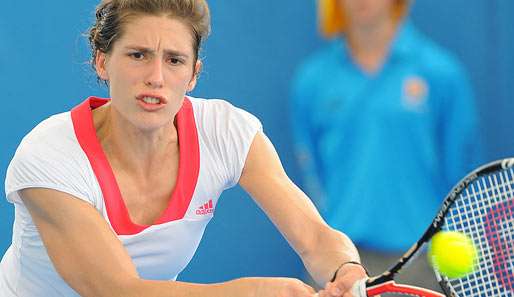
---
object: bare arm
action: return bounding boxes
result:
[239,132,366,287]
[21,188,314,297]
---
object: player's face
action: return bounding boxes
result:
[95,15,201,131]
[339,0,396,29]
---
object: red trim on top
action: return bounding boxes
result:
[71,96,200,235]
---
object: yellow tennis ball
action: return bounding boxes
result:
[428,231,477,278]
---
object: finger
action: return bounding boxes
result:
[325,281,343,296]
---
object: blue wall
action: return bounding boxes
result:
[1,1,513,282]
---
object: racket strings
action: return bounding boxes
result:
[442,168,514,296]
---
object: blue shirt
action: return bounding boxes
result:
[290,22,482,251]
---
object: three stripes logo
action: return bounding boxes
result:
[196,199,214,215]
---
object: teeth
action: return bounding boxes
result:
[141,97,161,104]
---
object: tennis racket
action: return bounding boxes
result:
[348,158,514,297]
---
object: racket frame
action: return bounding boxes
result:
[364,158,514,297]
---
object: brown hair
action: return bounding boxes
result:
[87,0,210,78]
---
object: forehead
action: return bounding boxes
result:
[116,15,194,52]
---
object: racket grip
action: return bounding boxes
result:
[350,278,367,297]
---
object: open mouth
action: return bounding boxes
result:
[136,94,167,111]
[140,96,162,105]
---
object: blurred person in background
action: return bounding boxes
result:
[290,0,482,291]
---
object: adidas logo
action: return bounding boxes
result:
[196,199,214,215]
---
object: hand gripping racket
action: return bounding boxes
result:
[349,158,514,297]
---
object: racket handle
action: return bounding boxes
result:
[350,278,367,297]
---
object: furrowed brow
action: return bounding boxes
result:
[164,49,189,59]
[124,46,189,59]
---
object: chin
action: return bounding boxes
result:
[131,113,174,132]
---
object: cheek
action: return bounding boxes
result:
[167,69,195,88]
[109,66,141,88]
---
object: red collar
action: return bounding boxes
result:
[71,97,200,235]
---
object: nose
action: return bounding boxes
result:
[144,58,164,88]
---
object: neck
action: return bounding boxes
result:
[94,104,179,176]
[346,18,398,73]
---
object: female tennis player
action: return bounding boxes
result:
[0,0,366,296]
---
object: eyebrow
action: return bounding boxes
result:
[124,45,190,59]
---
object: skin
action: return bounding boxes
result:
[20,14,367,297]
[338,0,399,74]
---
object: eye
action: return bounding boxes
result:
[128,52,145,60]
[167,56,183,65]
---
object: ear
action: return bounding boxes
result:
[95,50,109,81]
[187,60,202,92]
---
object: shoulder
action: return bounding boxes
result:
[20,112,76,145]
[13,112,84,163]
[188,96,245,112]
[187,96,263,187]
[6,112,97,205]
[188,96,262,130]
[290,41,344,104]
[405,25,467,80]
[292,42,340,85]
